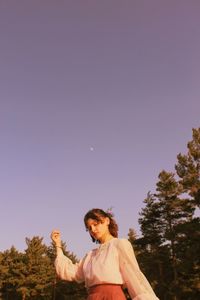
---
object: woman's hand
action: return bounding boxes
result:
[51,229,61,248]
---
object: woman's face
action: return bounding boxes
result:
[86,216,110,242]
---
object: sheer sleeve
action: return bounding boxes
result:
[117,239,159,300]
[54,248,85,283]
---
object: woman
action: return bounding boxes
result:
[51,208,159,300]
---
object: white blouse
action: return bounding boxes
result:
[55,238,159,300]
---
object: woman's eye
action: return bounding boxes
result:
[88,222,98,231]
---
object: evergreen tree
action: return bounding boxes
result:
[174,127,200,299]
[155,171,195,299]
[135,128,200,299]
[127,228,137,245]
[136,192,169,298]
[0,237,87,300]
[0,246,27,300]
[24,236,54,299]
[175,128,200,207]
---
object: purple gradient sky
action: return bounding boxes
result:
[0,1,200,258]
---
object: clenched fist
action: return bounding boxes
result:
[51,229,61,248]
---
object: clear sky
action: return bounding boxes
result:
[0,0,200,258]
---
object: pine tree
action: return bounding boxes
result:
[136,192,169,297]
[23,236,55,299]
[155,170,195,299]
[129,128,200,299]
[175,128,200,207]
[174,127,200,299]
[0,246,27,299]
[0,237,87,300]
[128,228,137,245]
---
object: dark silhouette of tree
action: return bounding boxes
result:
[0,246,27,299]
[175,128,200,207]
[132,127,200,300]
[23,236,54,299]
[0,237,87,300]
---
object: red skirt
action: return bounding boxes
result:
[87,284,126,300]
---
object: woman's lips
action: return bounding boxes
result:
[92,232,99,237]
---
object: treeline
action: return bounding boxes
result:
[129,128,200,300]
[0,128,199,300]
[0,238,87,300]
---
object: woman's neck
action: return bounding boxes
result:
[99,233,114,244]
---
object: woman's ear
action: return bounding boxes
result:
[105,217,110,226]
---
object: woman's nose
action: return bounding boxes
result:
[90,225,96,232]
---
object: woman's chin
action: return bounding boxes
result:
[92,233,101,240]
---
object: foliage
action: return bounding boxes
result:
[0,238,87,300]
[131,127,200,300]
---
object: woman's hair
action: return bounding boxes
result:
[84,208,118,242]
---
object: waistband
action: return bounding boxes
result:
[88,283,123,293]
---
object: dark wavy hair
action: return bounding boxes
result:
[84,208,118,242]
